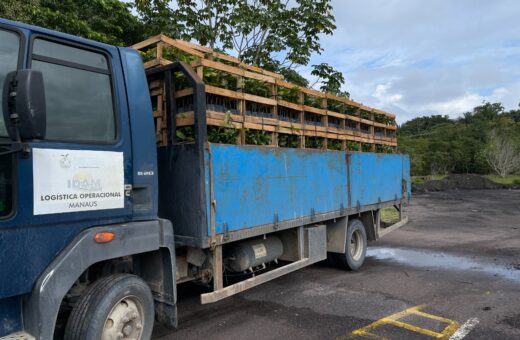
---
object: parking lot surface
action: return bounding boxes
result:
[155,189,520,339]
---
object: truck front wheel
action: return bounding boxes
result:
[64,274,154,340]
[335,219,367,270]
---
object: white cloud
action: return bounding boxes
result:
[306,0,520,122]
[373,82,403,104]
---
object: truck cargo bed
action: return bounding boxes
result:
[158,143,410,248]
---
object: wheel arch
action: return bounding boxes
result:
[23,219,176,340]
[326,210,379,253]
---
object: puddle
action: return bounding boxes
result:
[367,247,520,282]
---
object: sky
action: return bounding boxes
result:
[302,0,520,123]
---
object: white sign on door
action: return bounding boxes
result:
[33,148,125,215]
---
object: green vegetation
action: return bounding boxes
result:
[245,130,271,146]
[380,206,400,223]
[278,134,300,148]
[411,175,447,185]
[484,175,520,185]
[327,139,342,151]
[399,102,520,177]
[1,0,146,45]
[2,1,349,96]
[208,126,239,144]
[305,137,324,149]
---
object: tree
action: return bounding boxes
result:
[0,0,40,23]
[2,0,146,46]
[135,0,347,91]
[310,63,350,98]
[484,128,520,177]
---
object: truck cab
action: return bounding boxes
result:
[0,18,177,340]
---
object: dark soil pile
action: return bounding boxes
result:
[412,174,515,193]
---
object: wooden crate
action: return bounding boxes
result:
[132,35,398,151]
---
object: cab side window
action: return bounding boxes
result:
[31,39,116,142]
[0,30,19,138]
[0,29,19,218]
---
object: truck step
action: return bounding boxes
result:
[0,332,35,340]
[201,257,313,304]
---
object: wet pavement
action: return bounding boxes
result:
[155,190,520,340]
[367,246,520,283]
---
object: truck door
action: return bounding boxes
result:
[0,29,134,300]
[26,35,133,221]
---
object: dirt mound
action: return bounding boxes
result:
[412,174,506,193]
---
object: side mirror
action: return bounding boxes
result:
[2,69,46,141]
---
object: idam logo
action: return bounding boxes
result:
[68,171,102,191]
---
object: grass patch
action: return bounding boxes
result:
[411,175,447,185]
[484,175,520,185]
[380,206,400,224]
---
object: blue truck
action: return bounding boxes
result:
[0,18,410,340]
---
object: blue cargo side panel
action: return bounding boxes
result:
[207,144,348,234]
[349,153,408,206]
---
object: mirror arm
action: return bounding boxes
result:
[0,142,30,157]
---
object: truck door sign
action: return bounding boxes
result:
[33,148,125,215]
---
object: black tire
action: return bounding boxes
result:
[335,219,367,271]
[64,274,154,340]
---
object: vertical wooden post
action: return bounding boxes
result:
[356,108,361,133]
[271,83,278,146]
[196,65,204,79]
[341,118,347,151]
[236,75,246,145]
[299,91,305,148]
[156,42,164,60]
[370,110,376,152]
[322,97,328,150]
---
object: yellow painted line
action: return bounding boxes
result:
[385,319,445,338]
[413,310,456,324]
[350,305,460,339]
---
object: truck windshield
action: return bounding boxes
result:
[0,29,19,218]
[0,29,20,137]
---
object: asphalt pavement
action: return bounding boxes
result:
[155,189,520,340]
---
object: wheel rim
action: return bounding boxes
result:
[102,296,144,340]
[349,230,364,261]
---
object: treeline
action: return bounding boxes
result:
[398,103,520,176]
[1,0,348,96]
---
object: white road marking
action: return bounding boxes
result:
[449,317,480,340]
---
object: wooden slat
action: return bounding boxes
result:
[198,59,276,83]
[278,126,301,135]
[176,112,195,127]
[207,111,243,123]
[244,115,278,126]
[243,93,276,106]
[130,34,163,50]
[172,38,214,53]
[160,35,205,58]
[327,111,345,119]
[243,122,277,132]
[206,117,243,129]
[278,100,302,111]
[303,105,327,115]
[143,58,173,69]
[205,85,276,106]
[175,88,194,98]
[206,85,241,99]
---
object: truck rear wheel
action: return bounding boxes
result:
[64,274,154,340]
[335,219,367,270]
